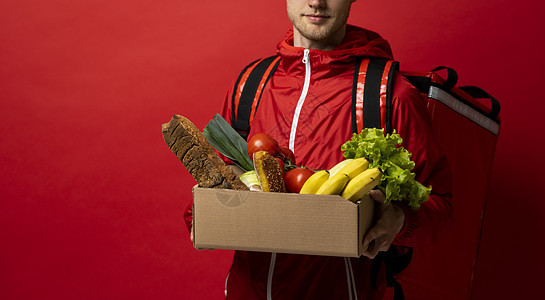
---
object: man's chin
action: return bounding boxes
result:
[296,22,324,36]
[300,29,331,42]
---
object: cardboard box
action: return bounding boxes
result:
[192,186,374,257]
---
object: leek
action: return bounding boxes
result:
[203,114,254,172]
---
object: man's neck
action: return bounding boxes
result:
[292,25,347,51]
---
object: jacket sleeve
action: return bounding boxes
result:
[220,84,235,124]
[390,73,453,248]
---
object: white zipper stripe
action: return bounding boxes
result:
[267,253,276,300]
[267,50,309,300]
[266,50,309,300]
[289,49,311,152]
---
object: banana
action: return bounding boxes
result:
[336,157,369,180]
[341,167,382,202]
[316,173,350,195]
[299,170,330,194]
[328,159,353,177]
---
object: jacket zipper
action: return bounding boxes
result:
[266,49,310,300]
[288,48,311,152]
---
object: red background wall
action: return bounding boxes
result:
[1,1,544,299]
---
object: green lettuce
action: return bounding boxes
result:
[340,128,431,209]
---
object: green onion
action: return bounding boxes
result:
[203,114,254,172]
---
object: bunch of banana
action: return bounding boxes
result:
[341,167,382,201]
[299,158,382,202]
[327,158,353,177]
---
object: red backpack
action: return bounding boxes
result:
[230,55,501,300]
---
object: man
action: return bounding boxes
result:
[185,0,452,299]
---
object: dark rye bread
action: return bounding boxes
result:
[162,115,248,190]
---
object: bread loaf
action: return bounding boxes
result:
[162,114,248,190]
[253,151,286,193]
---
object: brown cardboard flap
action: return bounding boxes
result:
[358,194,374,256]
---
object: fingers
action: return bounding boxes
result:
[363,242,381,259]
[362,227,378,252]
[369,189,386,203]
[189,220,213,250]
[362,224,394,259]
[362,227,384,259]
[190,219,194,243]
[362,234,389,259]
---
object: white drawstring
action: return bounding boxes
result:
[344,258,354,300]
[224,272,229,298]
[267,253,276,300]
[347,258,358,299]
[344,257,358,300]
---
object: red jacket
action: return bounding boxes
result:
[185,25,452,299]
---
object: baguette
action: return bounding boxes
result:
[162,114,248,190]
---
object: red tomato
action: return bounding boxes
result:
[284,168,315,193]
[247,133,280,159]
[279,146,296,166]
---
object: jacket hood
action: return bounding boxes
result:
[277,25,393,60]
[276,25,393,77]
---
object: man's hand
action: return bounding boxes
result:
[189,220,215,251]
[190,219,194,243]
[362,189,405,259]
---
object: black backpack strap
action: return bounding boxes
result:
[354,57,412,299]
[459,85,501,120]
[370,247,414,300]
[362,58,387,130]
[432,66,458,91]
[352,57,399,134]
[231,55,281,140]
